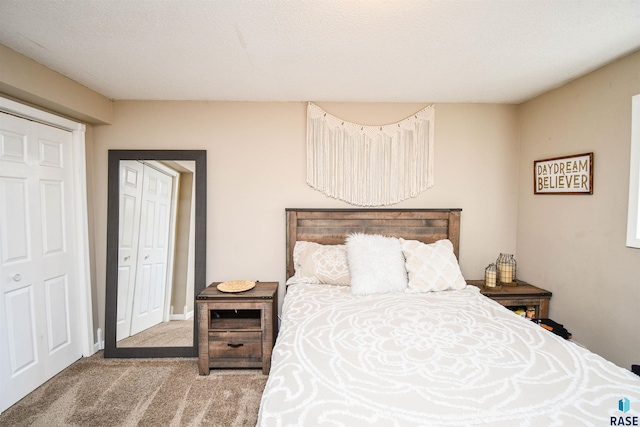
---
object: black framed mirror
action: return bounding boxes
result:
[104,150,206,357]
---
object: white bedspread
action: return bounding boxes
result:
[257,284,640,426]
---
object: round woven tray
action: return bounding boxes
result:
[216,280,256,293]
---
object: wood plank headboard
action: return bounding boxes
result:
[285,208,462,280]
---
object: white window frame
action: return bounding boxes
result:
[626,94,640,248]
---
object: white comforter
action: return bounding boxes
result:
[257,284,640,426]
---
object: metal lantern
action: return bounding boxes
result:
[484,263,497,288]
[496,253,516,284]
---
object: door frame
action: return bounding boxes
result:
[0,96,95,358]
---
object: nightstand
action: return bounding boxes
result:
[196,281,278,375]
[466,280,552,318]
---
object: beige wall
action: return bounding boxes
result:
[517,50,640,369]
[90,101,520,333]
[4,41,638,370]
[0,44,113,124]
[169,162,196,316]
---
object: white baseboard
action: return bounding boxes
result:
[169,307,194,321]
[93,328,104,352]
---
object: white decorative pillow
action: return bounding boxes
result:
[345,233,408,295]
[289,241,350,286]
[399,238,467,292]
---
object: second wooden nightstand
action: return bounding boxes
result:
[466,280,552,318]
[197,281,278,375]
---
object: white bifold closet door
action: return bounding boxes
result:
[0,111,82,413]
[117,161,174,342]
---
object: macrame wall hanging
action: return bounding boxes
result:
[306,102,434,206]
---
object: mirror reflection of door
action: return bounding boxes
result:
[116,160,195,347]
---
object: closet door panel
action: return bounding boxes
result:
[116,161,143,341]
[129,164,173,336]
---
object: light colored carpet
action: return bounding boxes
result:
[0,352,267,427]
[117,319,193,348]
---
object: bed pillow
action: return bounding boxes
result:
[346,233,408,295]
[289,241,350,286]
[399,238,467,292]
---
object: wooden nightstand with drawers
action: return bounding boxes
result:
[196,281,278,375]
[466,280,552,318]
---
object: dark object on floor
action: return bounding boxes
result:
[632,365,640,377]
[533,318,572,340]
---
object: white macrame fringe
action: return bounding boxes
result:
[306,102,434,206]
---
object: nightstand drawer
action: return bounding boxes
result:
[208,331,262,359]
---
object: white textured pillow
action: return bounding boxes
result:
[400,238,467,292]
[289,241,350,286]
[346,233,408,295]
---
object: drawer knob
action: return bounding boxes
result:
[227,343,244,348]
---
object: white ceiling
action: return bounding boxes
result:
[1,0,639,104]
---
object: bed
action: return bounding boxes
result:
[257,208,640,426]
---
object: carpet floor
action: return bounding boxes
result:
[117,319,193,348]
[0,352,267,427]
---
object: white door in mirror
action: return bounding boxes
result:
[117,161,175,340]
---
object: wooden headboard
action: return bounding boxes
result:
[285,208,462,280]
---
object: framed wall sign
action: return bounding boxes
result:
[534,152,593,195]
